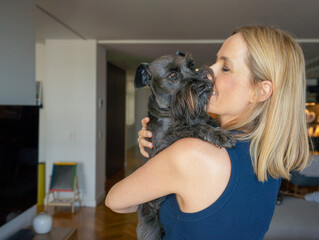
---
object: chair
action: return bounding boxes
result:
[45,162,81,213]
[280,171,319,199]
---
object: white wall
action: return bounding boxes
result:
[41,39,99,206]
[0,0,35,105]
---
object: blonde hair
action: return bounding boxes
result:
[227,26,309,182]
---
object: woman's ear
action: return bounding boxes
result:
[251,80,273,103]
[257,80,273,102]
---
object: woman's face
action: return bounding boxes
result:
[208,33,255,126]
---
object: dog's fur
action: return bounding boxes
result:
[134,53,235,240]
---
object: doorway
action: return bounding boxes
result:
[106,62,126,180]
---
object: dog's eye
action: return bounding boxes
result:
[168,72,178,80]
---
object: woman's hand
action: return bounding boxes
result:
[137,117,153,158]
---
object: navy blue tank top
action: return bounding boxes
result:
[159,140,281,240]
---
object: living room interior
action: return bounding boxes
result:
[1,0,319,239]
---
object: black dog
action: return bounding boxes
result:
[134,53,235,240]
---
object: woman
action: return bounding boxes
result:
[105,26,309,239]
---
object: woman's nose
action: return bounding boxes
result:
[209,64,217,79]
[209,63,216,72]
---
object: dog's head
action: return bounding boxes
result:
[134,53,214,123]
[134,53,196,109]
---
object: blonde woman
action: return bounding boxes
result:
[105,26,309,239]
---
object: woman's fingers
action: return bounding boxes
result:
[139,144,150,158]
[138,117,153,158]
[137,137,153,158]
[138,137,153,149]
[141,117,150,129]
[138,128,152,139]
[138,117,152,142]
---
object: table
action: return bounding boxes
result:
[33,227,77,240]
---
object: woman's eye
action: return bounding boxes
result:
[222,67,230,72]
[168,72,178,79]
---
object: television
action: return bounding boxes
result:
[0,105,39,227]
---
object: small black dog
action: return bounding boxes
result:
[134,53,235,240]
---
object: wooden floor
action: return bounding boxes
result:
[38,146,145,240]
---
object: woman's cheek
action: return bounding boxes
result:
[209,92,218,105]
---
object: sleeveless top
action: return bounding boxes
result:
[159,140,281,240]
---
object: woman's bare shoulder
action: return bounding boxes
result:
[168,138,230,165]
[166,138,232,212]
[165,138,231,182]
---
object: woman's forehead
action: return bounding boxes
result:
[217,33,248,64]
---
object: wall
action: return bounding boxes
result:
[96,45,106,203]
[0,0,36,238]
[0,0,35,105]
[42,39,98,206]
[126,71,138,149]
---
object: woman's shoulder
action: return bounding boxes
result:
[165,138,232,212]
[166,138,231,183]
[169,137,230,164]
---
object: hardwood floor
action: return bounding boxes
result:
[38,146,145,240]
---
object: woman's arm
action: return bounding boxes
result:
[105,138,231,214]
[105,139,192,213]
[108,205,138,214]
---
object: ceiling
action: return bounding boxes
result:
[36,0,319,76]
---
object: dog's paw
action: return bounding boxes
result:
[210,128,236,149]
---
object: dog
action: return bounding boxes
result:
[134,52,235,240]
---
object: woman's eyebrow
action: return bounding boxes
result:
[216,55,234,68]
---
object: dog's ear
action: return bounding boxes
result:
[134,63,151,89]
[176,50,185,57]
[182,52,195,73]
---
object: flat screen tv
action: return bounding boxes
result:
[0,105,39,227]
